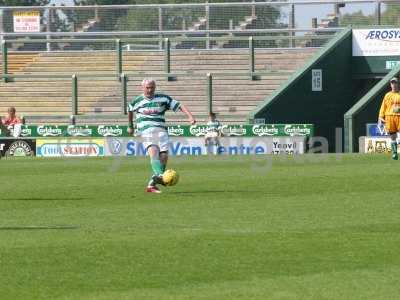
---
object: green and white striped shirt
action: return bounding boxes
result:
[128,93,181,133]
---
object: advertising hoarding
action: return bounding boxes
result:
[361,136,400,153]
[104,137,306,156]
[353,29,400,56]
[0,124,314,138]
[0,139,36,157]
[36,139,105,157]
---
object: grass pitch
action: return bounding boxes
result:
[1,154,400,299]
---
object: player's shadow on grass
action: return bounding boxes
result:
[0,197,86,201]
[0,225,79,230]
[325,222,400,234]
[170,190,258,194]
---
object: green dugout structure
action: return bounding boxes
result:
[249,26,400,152]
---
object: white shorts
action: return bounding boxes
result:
[140,129,170,152]
[205,131,218,138]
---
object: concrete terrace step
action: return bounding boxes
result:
[0,52,39,73]
[23,63,117,68]
[0,98,122,103]
[0,48,318,123]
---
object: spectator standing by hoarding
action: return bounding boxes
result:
[2,107,22,137]
[205,112,222,154]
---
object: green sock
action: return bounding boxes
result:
[391,141,398,154]
[150,158,163,176]
[161,164,166,173]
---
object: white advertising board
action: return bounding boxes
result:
[353,29,400,56]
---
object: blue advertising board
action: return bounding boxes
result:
[366,123,389,137]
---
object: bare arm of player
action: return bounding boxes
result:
[180,104,196,125]
[127,111,134,135]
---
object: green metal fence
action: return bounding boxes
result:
[1,34,332,81]
[0,70,292,118]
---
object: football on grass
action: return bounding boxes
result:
[163,169,179,186]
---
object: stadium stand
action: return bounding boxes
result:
[0,48,317,124]
[1,1,353,126]
[0,52,38,73]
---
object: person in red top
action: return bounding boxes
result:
[3,107,22,126]
[2,107,22,137]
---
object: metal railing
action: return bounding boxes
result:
[1,34,333,83]
[0,30,338,121]
[0,28,339,52]
[0,70,293,119]
[0,1,398,48]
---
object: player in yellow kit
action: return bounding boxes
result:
[378,77,400,160]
